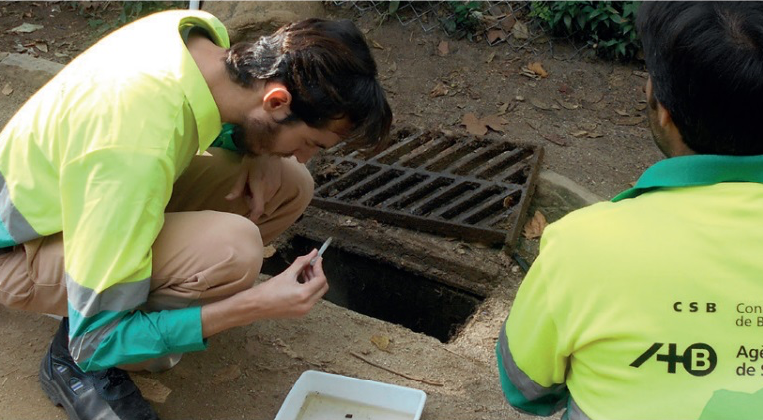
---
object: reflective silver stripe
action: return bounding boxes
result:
[498,321,567,403]
[68,316,121,365]
[65,273,150,317]
[567,398,590,420]
[0,173,39,243]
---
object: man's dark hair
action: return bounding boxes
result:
[224,18,392,151]
[637,2,763,155]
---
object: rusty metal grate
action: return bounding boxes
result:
[311,128,543,248]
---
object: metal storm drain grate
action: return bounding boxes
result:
[311,128,543,248]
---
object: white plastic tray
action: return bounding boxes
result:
[274,370,427,420]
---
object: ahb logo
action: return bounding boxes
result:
[630,343,717,376]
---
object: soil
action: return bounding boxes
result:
[0,2,663,420]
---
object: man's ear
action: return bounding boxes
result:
[262,83,292,113]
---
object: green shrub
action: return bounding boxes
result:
[530,1,641,61]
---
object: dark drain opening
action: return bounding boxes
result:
[261,236,484,343]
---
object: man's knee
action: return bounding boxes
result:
[215,214,264,290]
[283,158,314,213]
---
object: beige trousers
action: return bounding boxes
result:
[0,148,313,316]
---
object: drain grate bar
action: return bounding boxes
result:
[311,128,543,248]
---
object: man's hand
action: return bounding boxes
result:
[200,249,329,338]
[245,249,329,319]
[225,155,284,223]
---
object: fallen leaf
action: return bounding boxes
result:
[35,42,47,53]
[542,133,567,146]
[487,29,505,44]
[502,196,514,208]
[527,62,548,78]
[615,116,646,126]
[2,83,12,96]
[370,335,390,352]
[485,52,496,63]
[262,245,276,259]
[482,115,507,133]
[512,21,529,40]
[580,122,598,131]
[523,210,548,239]
[515,95,525,102]
[212,364,242,384]
[8,23,43,33]
[570,130,588,138]
[497,102,510,115]
[635,102,647,111]
[437,40,449,57]
[371,40,384,50]
[132,376,172,404]
[519,66,540,80]
[587,132,604,138]
[615,109,629,116]
[461,113,487,136]
[430,82,449,98]
[557,99,579,110]
[529,97,552,111]
[500,16,516,31]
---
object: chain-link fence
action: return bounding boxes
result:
[330,1,590,59]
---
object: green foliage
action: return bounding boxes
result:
[530,1,641,61]
[441,1,484,41]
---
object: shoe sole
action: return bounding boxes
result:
[39,357,82,420]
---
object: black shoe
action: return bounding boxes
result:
[39,318,159,420]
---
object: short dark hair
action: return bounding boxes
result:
[224,18,392,151]
[637,2,763,155]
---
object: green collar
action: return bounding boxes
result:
[612,154,763,202]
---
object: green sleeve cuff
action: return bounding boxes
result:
[162,306,208,354]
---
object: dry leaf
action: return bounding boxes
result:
[430,82,449,98]
[512,21,529,40]
[461,113,487,136]
[529,97,552,111]
[570,130,588,138]
[519,67,540,80]
[523,210,548,239]
[500,16,516,31]
[371,40,384,50]
[502,195,514,208]
[437,40,449,56]
[487,29,505,44]
[35,42,47,53]
[615,109,629,116]
[262,245,276,259]
[542,133,567,146]
[482,115,507,133]
[632,70,649,79]
[635,102,647,111]
[212,364,242,384]
[370,334,390,352]
[527,62,548,78]
[587,132,604,138]
[615,116,646,126]
[486,52,496,63]
[497,102,510,115]
[557,99,579,110]
[9,23,43,33]
[2,83,12,96]
[132,376,172,404]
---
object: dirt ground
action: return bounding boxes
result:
[0,2,663,420]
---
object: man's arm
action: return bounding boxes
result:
[61,146,208,371]
[496,244,570,416]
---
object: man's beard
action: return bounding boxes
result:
[235,116,281,156]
